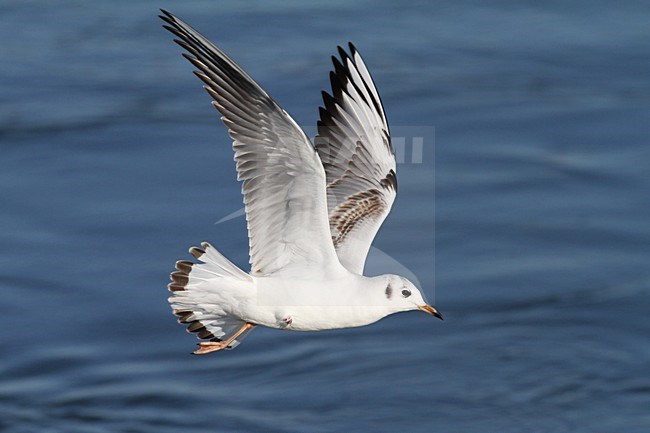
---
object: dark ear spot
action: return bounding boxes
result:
[385,285,393,299]
[401,289,411,298]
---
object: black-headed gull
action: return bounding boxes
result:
[160,10,442,355]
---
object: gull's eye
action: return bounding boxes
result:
[401,289,411,298]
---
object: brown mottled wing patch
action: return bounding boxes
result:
[331,189,387,247]
[316,43,397,274]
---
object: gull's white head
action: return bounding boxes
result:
[378,274,443,319]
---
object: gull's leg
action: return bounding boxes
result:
[194,323,255,355]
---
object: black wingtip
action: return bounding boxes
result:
[348,42,358,55]
[159,9,178,27]
[161,24,176,34]
[321,90,337,107]
[159,16,174,28]
[336,45,350,62]
[331,55,347,75]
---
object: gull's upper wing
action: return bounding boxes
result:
[160,11,340,276]
[316,43,397,275]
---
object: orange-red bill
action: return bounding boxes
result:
[418,305,444,320]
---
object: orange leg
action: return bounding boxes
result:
[193,323,255,355]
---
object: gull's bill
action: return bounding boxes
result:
[418,305,444,320]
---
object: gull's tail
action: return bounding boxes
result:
[168,242,254,350]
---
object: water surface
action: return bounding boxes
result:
[1,1,649,432]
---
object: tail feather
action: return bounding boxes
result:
[191,241,250,280]
[168,242,252,350]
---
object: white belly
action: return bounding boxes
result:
[246,305,390,331]
[237,274,392,331]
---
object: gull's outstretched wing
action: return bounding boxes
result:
[160,11,340,276]
[316,43,397,275]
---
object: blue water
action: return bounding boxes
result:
[1,1,649,432]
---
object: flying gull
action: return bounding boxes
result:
[160,10,442,354]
